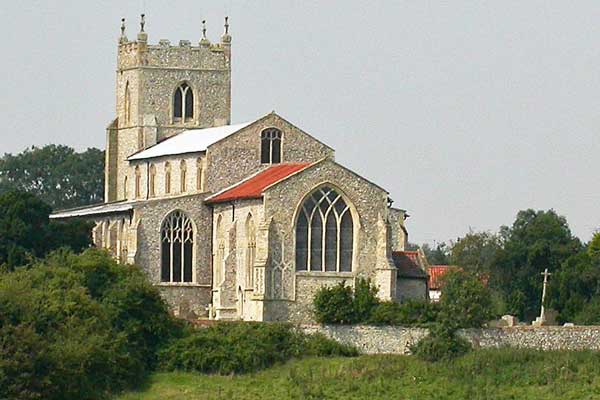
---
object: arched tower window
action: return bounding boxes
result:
[173,83,194,122]
[164,162,171,194]
[295,186,354,272]
[180,160,187,193]
[134,166,142,198]
[245,214,256,287]
[196,158,204,192]
[161,211,194,282]
[260,128,282,164]
[124,81,131,125]
[149,164,156,197]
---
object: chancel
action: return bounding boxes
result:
[51,15,427,322]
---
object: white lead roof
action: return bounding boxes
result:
[127,121,252,161]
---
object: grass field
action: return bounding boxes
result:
[117,349,600,400]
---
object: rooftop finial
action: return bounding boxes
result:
[119,18,128,44]
[202,20,207,39]
[140,13,145,32]
[224,16,229,35]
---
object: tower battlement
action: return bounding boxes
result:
[117,16,231,71]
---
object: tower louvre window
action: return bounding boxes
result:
[260,128,282,164]
[173,83,194,122]
[295,186,354,272]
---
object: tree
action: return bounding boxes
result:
[421,242,450,265]
[0,191,92,269]
[589,232,600,261]
[548,251,600,323]
[438,270,494,329]
[0,145,104,209]
[448,230,501,274]
[490,209,581,321]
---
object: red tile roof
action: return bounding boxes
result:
[428,265,461,290]
[206,163,311,204]
[392,251,428,279]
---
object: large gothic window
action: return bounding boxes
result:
[260,128,282,164]
[173,83,194,122]
[161,211,194,283]
[295,186,354,272]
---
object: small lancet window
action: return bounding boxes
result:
[173,83,194,122]
[149,164,156,197]
[134,166,142,198]
[165,162,172,194]
[180,160,187,193]
[295,186,354,272]
[196,158,204,192]
[260,128,282,164]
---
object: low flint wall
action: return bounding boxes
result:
[301,325,600,354]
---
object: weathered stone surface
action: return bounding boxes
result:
[303,325,600,354]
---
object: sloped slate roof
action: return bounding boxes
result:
[205,163,311,204]
[128,121,252,161]
[392,251,428,279]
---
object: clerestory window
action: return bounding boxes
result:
[260,128,282,164]
[161,210,194,283]
[173,83,194,122]
[295,186,354,272]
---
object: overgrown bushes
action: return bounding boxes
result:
[0,249,182,400]
[158,322,358,374]
[313,278,439,326]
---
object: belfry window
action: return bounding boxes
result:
[260,128,282,164]
[173,83,194,122]
[295,186,354,272]
[161,210,194,283]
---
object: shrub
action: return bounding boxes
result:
[438,270,493,329]
[313,281,356,324]
[158,322,357,374]
[353,278,379,322]
[411,326,471,362]
[368,300,440,326]
[0,249,181,400]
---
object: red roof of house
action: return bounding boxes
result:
[392,251,428,279]
[206,163,311,204]
[428,265,460,290]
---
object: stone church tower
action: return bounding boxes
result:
[105,15,232,202]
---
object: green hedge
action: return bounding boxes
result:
[158,322,358,375]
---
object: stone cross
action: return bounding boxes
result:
[539,268,551,320]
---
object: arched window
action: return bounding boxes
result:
[149,164,156,197]
[214,215,225,285]
[134,166,141,198]
[245,214,256,287]
[164,162,171,194]
[295,186,354,272]
[260,128,282,164]
[124,81,131,125]
[196,158,204,192]
[123,175,128,199]
[161,210,194,282]
[173,83,194,122]
[180,160,187,193]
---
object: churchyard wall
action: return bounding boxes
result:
[302,325,600,354]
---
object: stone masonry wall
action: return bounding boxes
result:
[302,325,600,354]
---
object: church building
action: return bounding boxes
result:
[51,16,427,322]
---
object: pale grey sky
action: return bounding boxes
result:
[1,1,599,244]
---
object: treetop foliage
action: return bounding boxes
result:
[0,145,104,209]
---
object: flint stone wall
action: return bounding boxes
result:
[302,325,600,354]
